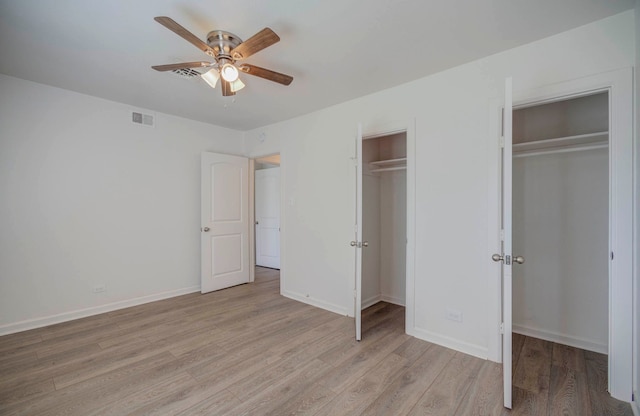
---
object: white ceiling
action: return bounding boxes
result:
[0,0,634,131]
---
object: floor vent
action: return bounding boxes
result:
[132,111,154,127]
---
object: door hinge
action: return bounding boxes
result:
[500,322,505,334]
[499,136,505,148]
[611,252,614,260]
[353,289,357,299]
[500,229,505,241]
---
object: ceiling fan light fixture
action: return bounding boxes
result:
[220,63,239,82]
[230,78,245,93]
[201,68,220,89]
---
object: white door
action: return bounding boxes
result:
[493,77,515,409]
[255,167,280,269]
[353,124,363,341]
[201,152,250,293]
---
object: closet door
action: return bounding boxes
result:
[491,78,517,409]
[353,123,363,341]
[501,78,513,410]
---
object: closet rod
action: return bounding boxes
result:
[513,143,608,158]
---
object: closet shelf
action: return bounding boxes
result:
[368,157,407,173]
[513,131,608,157]
[369,157,407,166]
[370,166,407,173]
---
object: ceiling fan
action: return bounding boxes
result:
[151,16,293,96]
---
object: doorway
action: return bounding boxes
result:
[512,92,609,353]
[360,132,407,334]
[254,155,281,270]
[354,119,416,342]
[492,68,634,404]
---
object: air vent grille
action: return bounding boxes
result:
[132,111,154,127]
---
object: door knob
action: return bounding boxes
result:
[491,254,503,262]
[203,227,210,232]
[513,255,525,264]
[350,241,357,247]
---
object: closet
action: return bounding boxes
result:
[512,92,609,353]
[361,132,407,313]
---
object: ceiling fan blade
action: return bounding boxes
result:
[221,80,236,96]
[239,64,293,86]
[151,62,212,72]
[154,16,216,57]
[230,28,280,60]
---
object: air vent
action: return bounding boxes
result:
[171,68,202,78]
[131,111,154,127]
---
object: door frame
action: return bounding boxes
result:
[249,153,284,285]
[488,68,634,401]
[357,119,416,337]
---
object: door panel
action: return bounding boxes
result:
[354,123,363,341]
[255,167,281,269]
[502,77,513,409]
[201,152,250,293]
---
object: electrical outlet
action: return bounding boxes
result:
[445,308,463,323]
[93,284,106,294]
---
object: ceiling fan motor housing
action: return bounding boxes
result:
[206,30,243,60]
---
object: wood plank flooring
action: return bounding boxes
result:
[0,267,633,415]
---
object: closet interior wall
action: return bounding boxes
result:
[512,92,609,353]
[362,133,407,309]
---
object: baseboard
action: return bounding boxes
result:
[631,400,639,416]
[381,295,405,307]
[0,286,200,336]
[411,326,488,360]
[513,324,607,354]
[362,295,382,309]
[281,289,349,316]
[362,294,405,310]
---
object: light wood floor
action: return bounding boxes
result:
[0,267,633,415]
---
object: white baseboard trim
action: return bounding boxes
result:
[361,294,405,310]
[0,286,200,336]
[631,400,639,416]
[281,289,349,316]
[362,295,382,309]
[513,324,607,354]
[381,295,405,307]
[411,327,488,360]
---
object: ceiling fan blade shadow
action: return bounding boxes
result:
[151,62,212,71]
[154,16,216,57]
[231,28,279,60]
[239,64,293,86]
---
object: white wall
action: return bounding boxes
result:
[0,74,244,334]
[244,11,635,359]
[512,148,609,353]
